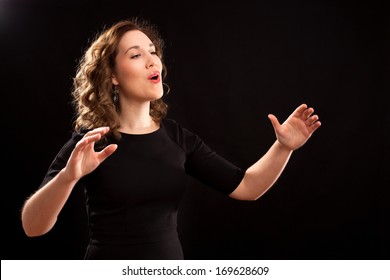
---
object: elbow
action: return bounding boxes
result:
[23,229,40,238]
[235,194,262,201]
[22,221,37,237]
[22,221,50,237]
[229,174,268,201]
[21,216,40,237]
[229,189,262,201]
[232,194,259,201]
[21,211,51,237]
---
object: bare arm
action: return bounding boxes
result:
[21,127,117,237]
[21,169,79,236]
[230,104,321,201]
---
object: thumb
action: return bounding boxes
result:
[268,114,280,130]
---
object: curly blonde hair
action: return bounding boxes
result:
[71,18,168,140]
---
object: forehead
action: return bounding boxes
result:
[118,30,154,50]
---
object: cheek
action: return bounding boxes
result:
[116,64,138,82]
[157,58,163,69]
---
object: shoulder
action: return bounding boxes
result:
[57,130,85,154]
[161,118,195,138]
[55,128,91,155]
[70,129,89,143]
[161,117,202,153]
[161,117,180,129]
[161,118,182,136]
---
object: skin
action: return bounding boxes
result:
[230,104,321,200]
[21,30,321,237]
[112,30,164,133]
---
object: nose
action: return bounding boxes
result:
[147,61,157,69]
[147,61,156,68]
[146,55,157,69]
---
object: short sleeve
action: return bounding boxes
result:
[162,119,245,195]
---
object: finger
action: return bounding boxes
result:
[83,127,110,138]
[309,120,322,133]
[74,133,102,153]
[305,114,319,126]
[97,144,118,162]
[292,104,308,117]
[80,133,102,145]
[304,107,318,120]
[303,107,314,119]
[76,127,110,151]
[268,114,280,129]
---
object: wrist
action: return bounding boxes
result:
[274,140,294,153]
[58,168,79,186]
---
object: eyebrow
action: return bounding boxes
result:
[125,43,155,54]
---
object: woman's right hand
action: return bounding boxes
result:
[63,127,118,182]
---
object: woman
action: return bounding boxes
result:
[21,18,321,259]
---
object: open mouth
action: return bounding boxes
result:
[148,71,160,83]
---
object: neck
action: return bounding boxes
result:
[118,101,158,134]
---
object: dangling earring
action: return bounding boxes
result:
[163,82,171,95]
[113,85,119,103]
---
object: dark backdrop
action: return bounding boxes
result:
[1,0,388,260]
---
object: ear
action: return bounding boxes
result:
[112,74,118,86]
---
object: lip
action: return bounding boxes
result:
[148,71,161,84]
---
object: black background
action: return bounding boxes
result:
[1,0,389,260]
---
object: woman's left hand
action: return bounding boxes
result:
[268,104,321,151]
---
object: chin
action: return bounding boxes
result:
[152,90,164,100]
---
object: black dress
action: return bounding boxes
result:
[39,118,245,259]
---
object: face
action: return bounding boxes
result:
[112,30,163,103]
